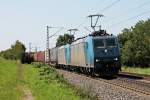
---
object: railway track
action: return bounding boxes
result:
[119,72,150,81]
[96,73,150,96]
[97,77,150,96]
[59,69,150,97]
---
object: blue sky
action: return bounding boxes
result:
[0,0,150,51]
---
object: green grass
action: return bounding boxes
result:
[121,66,150,75]
[0,58,94,100]
[0,58,23,100]
[23,63,93,100]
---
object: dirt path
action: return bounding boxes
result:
[17,61,34,100]
[22,87,34,100]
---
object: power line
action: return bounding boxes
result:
[108,10,150,28]
[100,0,121,12]
[84,27,92,33]
[75,1,110,30]
[105,0,150,23]
[76,19,87,29]
[75,0,121,33]
[134,0,150,10]
[49,27,64,38]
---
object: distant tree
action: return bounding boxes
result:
[11,40,26,59]
[0,40,26,60]
[118,28,131,48]
[56,34,74,47]
[118,19,150,67]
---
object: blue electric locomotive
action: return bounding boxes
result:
[89,32,121,75]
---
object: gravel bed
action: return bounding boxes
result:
[58,69,150,100]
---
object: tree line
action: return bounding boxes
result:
[56,34,74,47]
[0,40,26,60]
[118,19,150,67]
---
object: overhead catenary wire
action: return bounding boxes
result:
[104,0,150,23]
[76,0,121,33]
[49,27,64,38]
[74,0,121,34]
[76,19,88,29]
[84,27,92,33]
[100,0,121,12]
[134,0,150,10]
[74,0,119,30]
[108,10,150,29]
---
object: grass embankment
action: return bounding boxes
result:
[121,66,150,75]
[23,62,94,100]
[0,58,94,100]
[0,58,23,100]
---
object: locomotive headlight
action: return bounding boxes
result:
[114,58,118,61]
[96,59,99,62]
[104,49,107,53]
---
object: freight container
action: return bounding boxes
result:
[34,51,45,62]
[58,46,67,65]
[49,47,58,65]
[70,41,87,67]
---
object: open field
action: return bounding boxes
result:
[0,58,23,100]
[121,66,150,75]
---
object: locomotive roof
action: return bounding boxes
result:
[93,35,117,39]
[53,34,117,49]
[71,35,117,45]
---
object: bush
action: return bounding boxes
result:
[118,19,150,67]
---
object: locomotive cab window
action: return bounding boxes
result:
[94,39,104,48]
[106,38,116,47]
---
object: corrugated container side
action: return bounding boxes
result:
[34,53,37,61]
[38,52,45,62]
[58,47,66,65]
[34,52,45,62]
[50,47,58,64]
[70,42,86,67]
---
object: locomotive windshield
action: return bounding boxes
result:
[106,38,116,47]
[94,37,117,48]
[94,39,104,48]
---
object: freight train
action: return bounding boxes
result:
[21,51,45,64]
[21,30,121,76]
[22,14,121,76]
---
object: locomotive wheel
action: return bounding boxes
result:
[86,68,91,75]
[89,68,95,77]
[83,67,86,74]
[76,67,81,73]
[80,67,84,73]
